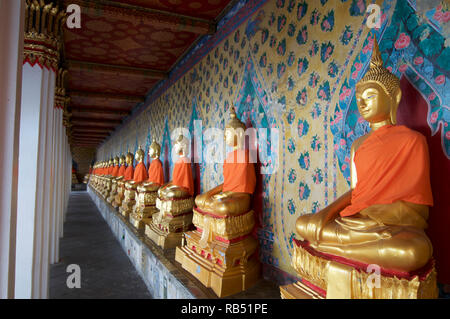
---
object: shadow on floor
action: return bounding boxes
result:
[49,191,152,299]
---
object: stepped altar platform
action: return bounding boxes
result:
[87,185,280,299]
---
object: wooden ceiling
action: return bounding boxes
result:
[64,0,236,148]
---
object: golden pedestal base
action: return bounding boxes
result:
[145,222,185,249]
[145,196,194,249]
[280,281,322,299]
[112,181,126,208]
[282,240,439,299]
[119,200,135,219]
[129,213,152,231]
[175,230,260,298]
[118,184,137,217]
[145,210,193,249]
[106,179,119,204]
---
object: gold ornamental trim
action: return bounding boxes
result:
[156,197,194,215]
[192,209,255,240]
[136,190,158,206]
[24,0,67,71]
[291,244,438,299]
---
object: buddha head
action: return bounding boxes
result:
[114,156,119,166]
[119,155,125,166]
[149,138,161,159]
[355,35,401,126]
[225,106,246,149]
[125,150,133,166]
[135,146,145,163]
[174,135,189,157]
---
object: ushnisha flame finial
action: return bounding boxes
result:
[226,106,246,130]
[357,35,400,98]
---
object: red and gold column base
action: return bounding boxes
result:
[281,239,438,299]
[175,229,261,298]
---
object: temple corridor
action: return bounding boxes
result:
[49,191,151,299]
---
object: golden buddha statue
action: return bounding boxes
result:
[97,160,106,195]
[281,37,437,299]
[112,151,134,208]
[107,155,123,205]
[175,107,260,297]
[119,146,148,218]
[145,135,195,249]
[102,157,119,200]
[130,138,165,230]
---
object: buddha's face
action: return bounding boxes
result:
[119,157,124,165]
[225,127,244,148]
[355,82,392,123]
[126,155,133,165]
[135,152,143,163]
[174,137,188,156]
[149,146,159,159]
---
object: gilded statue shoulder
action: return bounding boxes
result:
[351,134,370,155]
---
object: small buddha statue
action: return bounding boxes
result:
[117,155,126,177]
[130,138,165,230]
[157,135,194,200]
[194,107,256,216]
[107,155,123,205]
[111,156,120,177]
[145,135,195,249]
[119,146,148,218]
[103,157,120,199]
[175,107,260,298]
[282,36,437,299]
[113,151,134,208]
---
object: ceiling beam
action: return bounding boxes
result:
[71,125,116,131]
[67,60,167,80]
[72,137,105,141]
[72,133,110,138]
[66,0,216,35]
[71,117,122,125]
[71,106,130,117]
[69,90,145,103]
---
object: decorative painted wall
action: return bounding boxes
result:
[97,0,450,283]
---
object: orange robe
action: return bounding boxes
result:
[124,165,134,181]
[147,158,164,185]
[172,156,194,196]
[111,165,119,177]
[340,125,433,217]
[117,165,126,177]
[222,149,256,194]
[133,162,148,183]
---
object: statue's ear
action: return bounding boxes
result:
[395,88,402,105]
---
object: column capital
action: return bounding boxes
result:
[24,0,66,71]
[55,68,69,109]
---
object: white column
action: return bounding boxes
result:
[38,70,56,298]
[15,64,55,299]
[0,0,24,299]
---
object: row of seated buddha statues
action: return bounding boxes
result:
[87,107,262,298]
[280,37,438,299]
